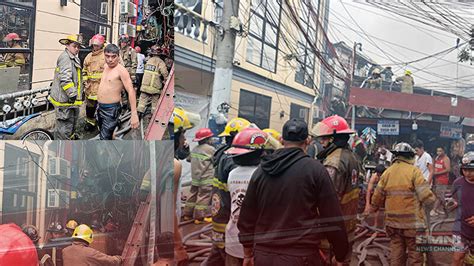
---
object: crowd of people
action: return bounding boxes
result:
[49,33,170,140]
[172,109,474,266]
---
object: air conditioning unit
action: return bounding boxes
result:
[119,23,136,37]
[47,189,70,208]
[100,2,108,15]
[120,0,137,17]
[99,25,107,36]
[48,157,71,178]
[16,157,29,177]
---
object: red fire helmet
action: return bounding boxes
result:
[226,128,268,155]
[311,115,355,137]
[193,128,214,142]
[0,224,38,265]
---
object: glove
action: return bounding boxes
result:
[68,96,77,103]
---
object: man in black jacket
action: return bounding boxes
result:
[237,119,349,266]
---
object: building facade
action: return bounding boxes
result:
[174,0,330,132]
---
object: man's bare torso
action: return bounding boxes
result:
[98,64,126,104]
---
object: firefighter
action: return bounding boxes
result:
[65,219,78,237]
[395,70,414,94]
[369,142,435,266]
[62,224,121,265]
[206,117,250,265]
[43,222,71,266]
[225,127,268,265]
[367,68,382,90]
[1,32,26,68]
[137,45,169,118]
[0,224,38,265]
[118,34,137,109]
[311,115,362,264]
[49,34,84,140]
[83,34,106,132]
[173,108,197,265]
[183,127,216,223]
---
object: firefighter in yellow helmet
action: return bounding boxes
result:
[49,34,84,140]
[62,224,122,265]
[83,34,106,132]
[395,69,414,94]
[65,220,78,237]
[1,33,26,69]
[205,117,250,265]
[137,45,169,118]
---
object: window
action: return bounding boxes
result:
[238,89,271,129]
[0,1,35,92]
[174,0,205,41]
[246,0,281,72]
[290,103,309,123]
[79,0,112,62]
[295,0,320,88]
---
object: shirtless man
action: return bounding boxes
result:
[97,44,139,140]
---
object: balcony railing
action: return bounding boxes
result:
[174,2,211,43]
[0,87,52,122]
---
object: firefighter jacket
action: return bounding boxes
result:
[141,56,169,95]
[1,43,26,67]
[318,143,362,240]
[83,49,105,100]
[62,241,122,266]
[395,75,414,94]
[211,144,238,249]
[371,157,436,229]
[119,45,137,82]
[49,49,83,107]
[190,143,216,186]
[367,77,382,89]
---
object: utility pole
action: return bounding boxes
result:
[350,42,362,129]
[208,0,240,132]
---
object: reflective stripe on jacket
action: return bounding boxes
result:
[49,50,83,107]
[372,157,436,229]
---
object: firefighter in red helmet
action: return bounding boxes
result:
[311,115,362,264]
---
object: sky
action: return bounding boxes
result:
[327,0,474,98]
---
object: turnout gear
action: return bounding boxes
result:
[396,71,414,94]
[226,128,268,155]
[311,115,355,137]
[62,241,122,265]
[372,157,435,229]
[83,42,105,129]
[183,141,216,220]
[72,224,93,244]
[119,44,137,82]
[193,128,214,142]
[137,53,168,114]
[1,42,26,67]
[49,48,83,140]
[461,152,474,169]
[218,117,251,137]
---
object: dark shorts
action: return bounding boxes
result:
[96,102,122,140]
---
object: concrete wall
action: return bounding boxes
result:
[32,0,82,89]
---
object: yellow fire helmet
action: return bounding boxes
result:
[72,224,93,244]
[405,70,412,75]
[59,34,84,47]
[66,220,78,230]
[173,107,200,133]
[218,117,251,137]
[262,128,282,141]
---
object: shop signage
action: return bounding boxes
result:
[377,120,399,135]
[440,123,463,139]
